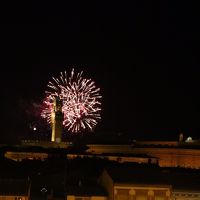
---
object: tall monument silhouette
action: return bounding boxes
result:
[51,97,64,143]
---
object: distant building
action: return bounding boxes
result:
[99,166,172,200]
[87,142,200,169]
[4,141,200,169]
[5,151,48,162]
[98,164,200,200]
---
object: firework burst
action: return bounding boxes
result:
[41,68,102,133]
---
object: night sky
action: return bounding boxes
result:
[1,1,200,143]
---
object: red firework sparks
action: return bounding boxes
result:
[41,68,102,133]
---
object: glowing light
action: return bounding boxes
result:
[185,136,193,143]
[41,68,102,133]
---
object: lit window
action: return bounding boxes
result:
[75,197,91,200]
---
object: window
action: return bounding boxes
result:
[155,197,164,200]
[75,197,91,200]
[15,197,22,200]
[116,189,129,200]
[136,195,147,200]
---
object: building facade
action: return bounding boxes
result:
[87,143,200,169]
[99,169,172,200]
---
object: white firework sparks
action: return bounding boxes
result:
[41,68,102,133]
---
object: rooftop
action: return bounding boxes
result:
[105,163,200,190]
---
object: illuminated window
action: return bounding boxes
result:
[135,195,147,200]
[116,189,129,200]
[155,197,164,200]
[75,197,91,200]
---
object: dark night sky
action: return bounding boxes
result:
[1,1,200,143]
